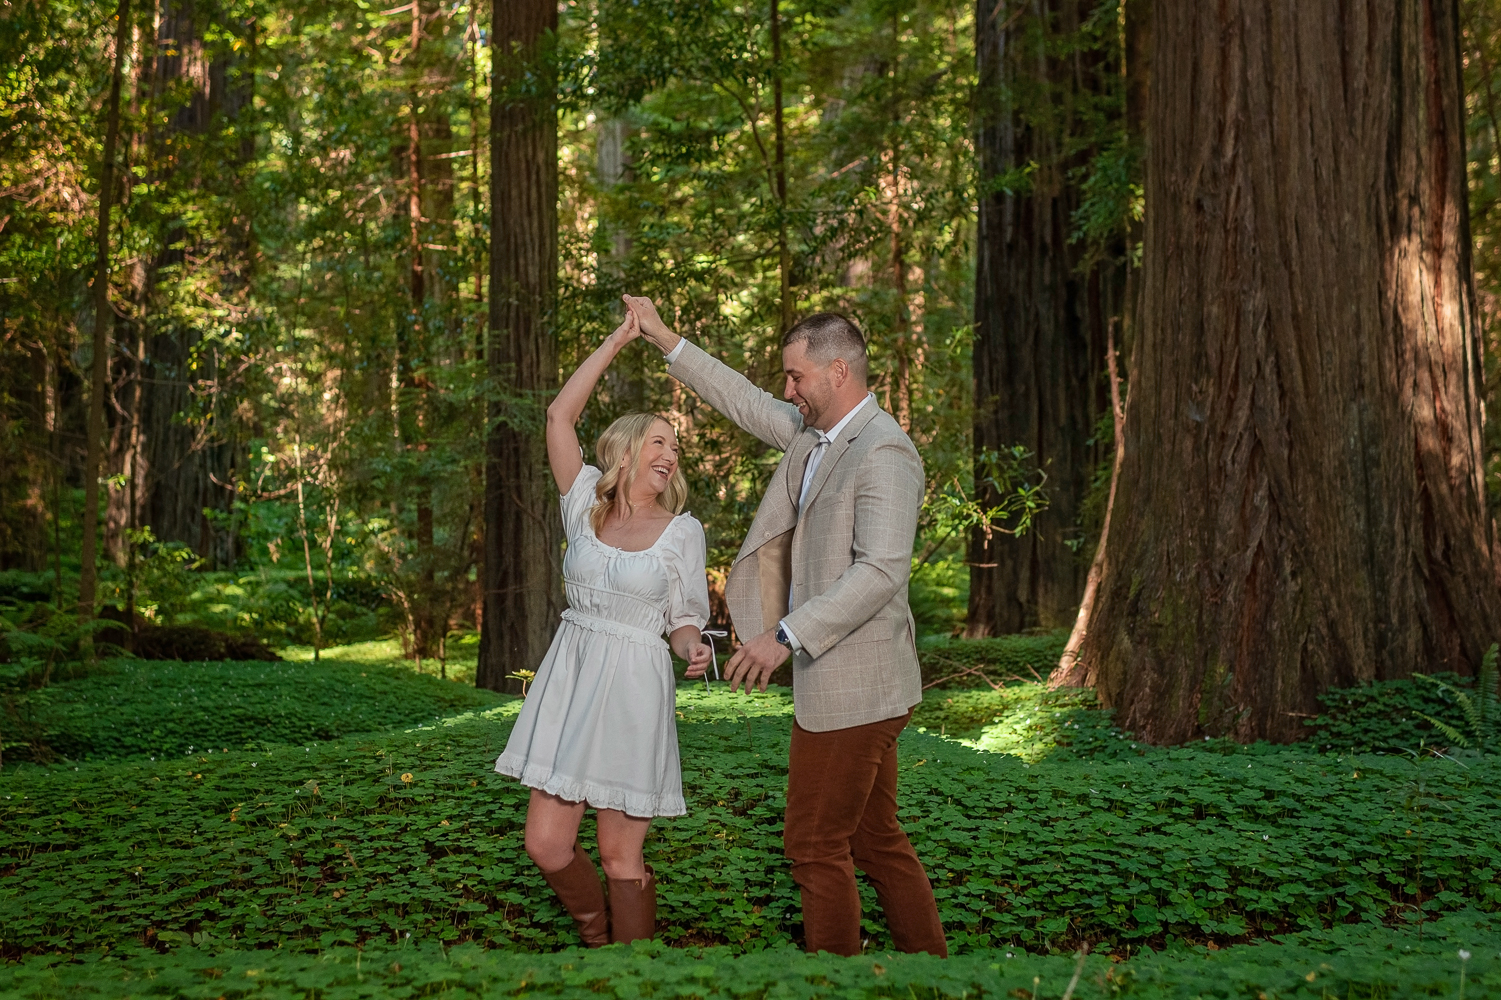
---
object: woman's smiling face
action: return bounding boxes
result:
[628,418,680,500]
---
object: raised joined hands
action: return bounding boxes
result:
[621,295,680,353]
[607,307,641,349]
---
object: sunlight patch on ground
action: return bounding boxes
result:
[281,633,481,684]
[674,682,796,722]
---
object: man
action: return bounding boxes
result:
[622,295,946,958]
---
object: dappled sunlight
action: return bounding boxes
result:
[281,633,482,685]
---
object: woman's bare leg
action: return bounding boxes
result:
[524,789,587,872]
[595,809,653,880]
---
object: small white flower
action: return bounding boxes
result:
[1262,834,1269,841]
[1459,949,1472,961]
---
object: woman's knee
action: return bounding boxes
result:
[596,848,645,881]
[595,830,646,880]
[524,829,576,873]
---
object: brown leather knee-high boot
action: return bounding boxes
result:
[607,865,656,944]
[541,844,610,947]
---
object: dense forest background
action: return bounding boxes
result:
[2,0,1499,738]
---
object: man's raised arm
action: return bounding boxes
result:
[623,295,803,451]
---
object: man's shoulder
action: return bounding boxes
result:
[854,406,920,455]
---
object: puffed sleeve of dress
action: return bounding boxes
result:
[665,516,711,634]
[559,465,603,543]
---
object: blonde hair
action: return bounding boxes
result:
[590,413,688,534]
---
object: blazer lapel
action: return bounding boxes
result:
[785,428,818,510]
[798,402,881,513]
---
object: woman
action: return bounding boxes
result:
[495,307,713,947]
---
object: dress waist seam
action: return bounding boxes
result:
[560,607,667,647]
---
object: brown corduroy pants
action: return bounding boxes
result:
[783,709,947,957]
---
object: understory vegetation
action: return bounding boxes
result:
[2,640,1498,998]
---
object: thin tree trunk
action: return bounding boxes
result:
[1075,0,1501,743]
[404,0,440,660]
[888,11,912,433]
[1055,318,1125,683]
[292,434,324,661]
[48,347,64,602]
[771,0,793,333]
[478,0,560,693]
[123,324,143,654]
[80,0,133,619]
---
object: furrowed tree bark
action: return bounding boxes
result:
[969,0,1111,636]
[1072,0,1501,743]
[478,0,560,693]
[79,0,132,618]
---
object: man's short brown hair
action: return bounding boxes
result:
[782,312,869,381]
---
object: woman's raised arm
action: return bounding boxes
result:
[546,310,642,495]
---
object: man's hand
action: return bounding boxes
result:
[723,628,791,694]
[621,294,682,354]
[684,641,713,679]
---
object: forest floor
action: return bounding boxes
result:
[1,640,1498,999]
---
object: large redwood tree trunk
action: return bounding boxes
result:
[969,0,1112,636]
[1071,0,1501,743]
[107,0,247,569]
[478,0,561,692]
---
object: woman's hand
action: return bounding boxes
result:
[607,308,641,349]
[683,641,713,679]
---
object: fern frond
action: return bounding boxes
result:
[1415,712,1472,749]
[1480,643,1500,745]
[1478,643,1498,720]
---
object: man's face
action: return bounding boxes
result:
[782,340,837,429]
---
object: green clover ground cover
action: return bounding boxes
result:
[10,657,505,763]
[4,688,1501,954]
[3,915,1497,1000]
[2,646,1500,998]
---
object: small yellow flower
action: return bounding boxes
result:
[401,773,413,784]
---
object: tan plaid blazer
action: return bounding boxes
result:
[669,341,924,732]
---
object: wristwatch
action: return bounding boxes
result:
[774,623,792,649]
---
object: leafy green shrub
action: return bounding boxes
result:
[917,632,1068,689]
[1304,673,1481,752]
[3,911,1497,1000]
[0,571,55,604]
[9,658,507,763]
[4,690,1500,959]
[908,556,968,638]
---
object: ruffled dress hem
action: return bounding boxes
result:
[493,755,687,818]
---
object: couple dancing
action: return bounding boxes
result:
[494,296,946,957]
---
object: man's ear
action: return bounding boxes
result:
[830,357,849,387]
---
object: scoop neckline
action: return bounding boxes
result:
[590,511,690,555]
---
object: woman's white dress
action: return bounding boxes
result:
[495,465,710,817]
